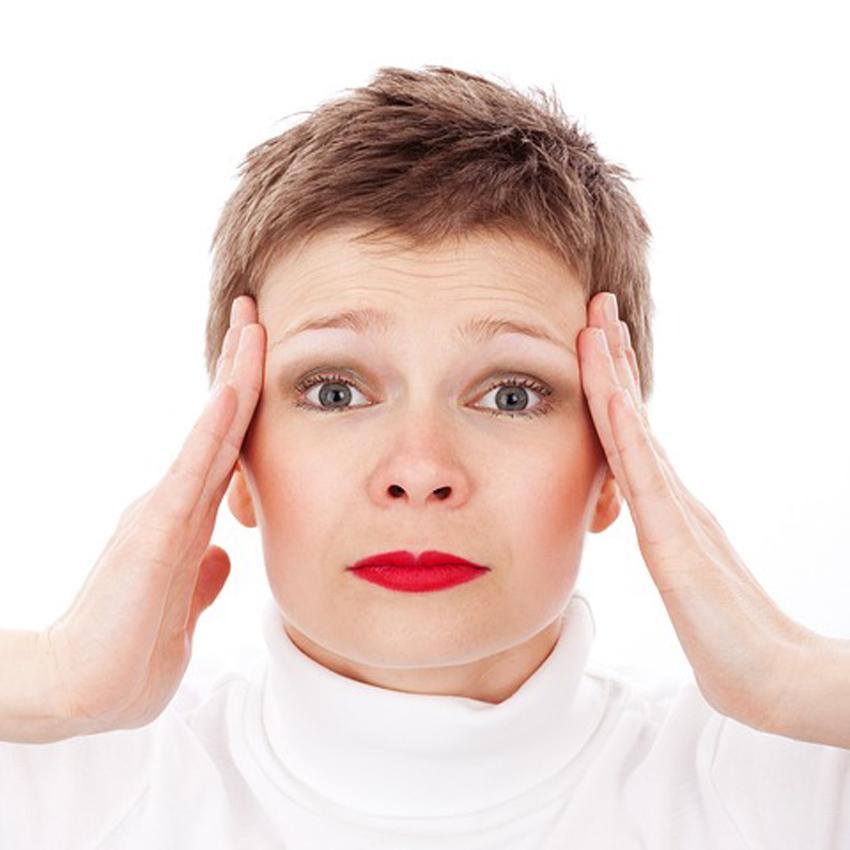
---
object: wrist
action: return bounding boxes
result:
[0,628,80,744]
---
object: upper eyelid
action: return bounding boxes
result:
[296,371,551,394]
[295,372,553,410]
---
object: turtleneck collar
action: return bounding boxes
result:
[259,590,605,818]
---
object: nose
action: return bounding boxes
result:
[388,483,452,501]
[368,409,471,508]
[371,460,469,508]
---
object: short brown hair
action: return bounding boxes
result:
[205,64,656,400]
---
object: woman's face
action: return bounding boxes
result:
[228,224,622,702]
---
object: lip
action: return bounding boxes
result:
[347,549,490,592]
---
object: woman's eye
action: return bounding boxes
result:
[293,372,554,419]
[294,373,370,413]
[476,380,552,419]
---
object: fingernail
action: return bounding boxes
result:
[603,293,618,322]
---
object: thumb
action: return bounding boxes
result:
[186,545,231,640]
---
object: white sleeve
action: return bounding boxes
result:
[0,720,160,849]
[709,715,850,849]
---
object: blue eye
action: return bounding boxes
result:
[477,377,552,418]
[293,372,554,419]
[294,372,370,413]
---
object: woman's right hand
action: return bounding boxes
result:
[41,294,265,736]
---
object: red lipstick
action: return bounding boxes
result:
[348,550,490,592]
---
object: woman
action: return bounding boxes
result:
[2,65,847,848]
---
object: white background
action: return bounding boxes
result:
[1,0,847,688]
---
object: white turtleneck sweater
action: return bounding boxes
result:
[1,590,848,848]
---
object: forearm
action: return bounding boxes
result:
[0,628,76,744]
[764,632,850,750]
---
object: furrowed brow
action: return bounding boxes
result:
[273,306,575,356]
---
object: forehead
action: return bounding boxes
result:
[258,225,586,332]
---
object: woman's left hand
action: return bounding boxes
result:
[578,291,832,740]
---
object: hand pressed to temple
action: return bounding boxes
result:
[578,291,850,749]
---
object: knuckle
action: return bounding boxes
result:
[131,501,191,561]
[645,470,671,501]
[170,457,209,491]
[641,514,697,565]
[146,487,191,528]
[118,490,151,525]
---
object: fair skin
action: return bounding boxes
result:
[28,224,847,746]
[226,224,623,704]
[223,224,850,749]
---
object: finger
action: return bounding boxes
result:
[212,324,239,392]
[581,297,660,508]
[145,381,239,536]
[202,294,262,511]
[198,320,265,509]
[621,323,641,388]
[158,485,223,642]
[143,298,248,531]
[616,317,644,405]
[157,308,263,638]
[142,297,262,562]
[594,297,726,540]
[212,296,251,392]
[595,296,644,415]
[589,294,707,527]
[183,292,264,519]
[588,293,647,428]
[611,392,767,618]
[149,291,260,505]
[582,305,698,556]
[609,388,699,575]
[174,358,255,620]
[579,326,636,502]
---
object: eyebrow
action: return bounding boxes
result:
[273,307,576,357]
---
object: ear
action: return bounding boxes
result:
[227,459,258,528]
[588,466,623,533]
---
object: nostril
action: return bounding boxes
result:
[434,486,450,499]
[389,484,404,497]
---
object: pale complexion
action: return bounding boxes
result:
[226,225,622,704]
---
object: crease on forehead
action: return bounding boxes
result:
[270,305,577,358]
[266,223,575,291]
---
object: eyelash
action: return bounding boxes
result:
[293,372,554,419]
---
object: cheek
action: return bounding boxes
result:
[244,409,376,561]
[499,421,603,543]
[241,405,333,532]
